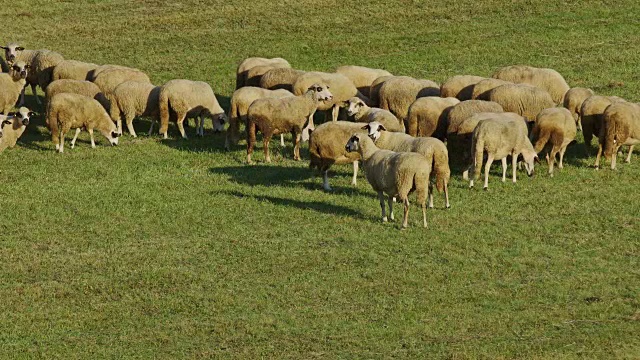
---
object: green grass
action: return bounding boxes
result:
[1,0,639,358]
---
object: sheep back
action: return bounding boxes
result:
[440,75,486,100]
[531,107,576,154]
[31,49,64,90]
[236,57,291,89]
[602,102,640,158]
[492,65,570,104]
[407,96,460,137]
[293,72,357,112]
[580,95,626,145]
[487,83,554,121]
[369,75,393,107]
[335,65,392,98]
[471,78,512,100]
[53,60,99,81]
[308,121,364,171]
[259,68,305,92]
[46,79,109,111]
[92,67,151,95]
[379,76,440,124]
[446,100,504,135]
[563,87,594,124]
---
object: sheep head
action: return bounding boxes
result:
[212,113,227,133]
[306,83,333,102]
[1,43,25,65]
[345,133,364,153]
[10,61,29,80]
[361,121,386,142]
[346,97,366,117]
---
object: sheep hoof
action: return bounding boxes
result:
[382,217,388,223]
[446,204,451,209]
[323,186,333,192]
[625,159,631,164]
[483,186,488,191]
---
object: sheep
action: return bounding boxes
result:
[369,75,393,107]
[486,83,555,122]
[407,96,460,138]
[345,133,430,228]
[235,57,291,89]
[446,100,504,136]
[440,75,487,101]
[363,121,451,209]
[0,61,29,114]
[1,43,64,105]
[91,67,151,95]
[46,93,120,153]
[0,107,33,153]
[52,60,99,81]
[531,107,577,176]
[471,78,512,100]
[88,64,131,81]
[247,83,333,164]
[158,79,226,139]
[492,65,570,104]
[580,95,626,147]
[259,68,305,92]
[463,116,537,189]
[293,71,360,123]
[345,97,404,132]
[595,102,640,170]
[224,86,294,150]
[335,65,392,98]
[107,81,161,137]
[562,87,594,131]
[308,121,367,191]
[378,76,440,128]
[245,63,291,87]
[45,79,109,112]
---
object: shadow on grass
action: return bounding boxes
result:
[219,189,367,219]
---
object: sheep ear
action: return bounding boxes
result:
[0,46,6,50]
[16,46,24,51]
[7,112,15,117]
[112,131,121,138]
[377,124,387,132]
[24,64,30,69]
[534,155,540,164]
[28,112,36,117]
[361,124,369,130]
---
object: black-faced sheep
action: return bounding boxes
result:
[0,107,33,153]
[0,61,29,114]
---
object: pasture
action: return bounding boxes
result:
[0,0,639,358]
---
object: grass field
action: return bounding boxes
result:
[1,0,639,358]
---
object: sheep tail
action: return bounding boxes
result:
[532,126,549,154]
[158,89,170,135]
[472,135,484,181]
[604,116,624,158]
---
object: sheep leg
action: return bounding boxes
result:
[559,146,567,169]
[88,128,96,148]
[594,143,603,169]
[126,113,137,138]
[31,84,41,105]
[549,148,559,176]
[263,134,272,163]
[444,181,450,209]
[197,115,205,137]
[331,105,339,122]
[247,121,256,164]
[322,170,332,191]
[280,134,285,146]
[292,131,301,160]
[148,119,155,136]
[58,131,65,153]
[70,128,81,149]
[401,197,409,229]
[484,154,494,190]
[422,202,427,228]
[511,154,517,184]
[378,192,387,222]
[428,183,434,209]
[387,195,394,221]
[501,157,507,182]
[176,112,188,139]
[626,145,634,163]
[611,145,618,170]
[351,161,358,186]
[18,85,27,106]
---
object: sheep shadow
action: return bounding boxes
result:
[219,189,367,219]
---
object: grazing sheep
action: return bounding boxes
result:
[487,83,555,122]
[595,102,640,170]
[236,57,291,89]
[471,78,512,100]
[563,87,594,131]
[456,112,524,161]
[308,121,367,191]
[492,65,570,104]
[52,60,99,81]
[91,67,151,95]
[46,93,120,153]
[158,79,226,139]
[407,96,460,138]
[363,121,451,209]
[335,65,392,98]
[0,107,33,153]
[369,75,393,107]
[531,108,577,176]
[446,100,504,136]
[440,75,486,101]
[293,71,359,123]
[463,117,537,189]
[45,79,109,111]
[345,133,430,228]
[0,61,29,114]
[345,97,404,132]
[88,64,131,81]
[379,76,440,128]
[245,64,290,87]
[259,68,305,92]
[580,95,626,147]
[107,81,161,137]
[225,87,294,150]
[247,84,333,164]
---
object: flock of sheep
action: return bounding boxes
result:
[1,44,639,228]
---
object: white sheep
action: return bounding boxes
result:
[492,65,570,104]
[293,71,360,123]
[107,81,161,137]
[308,121,367,191]
[0,107,33,153]
[225,87,294,150]
[335,65,392,98]
[52,60,99,81]
[363,121,451,209]
[440,75,486,100]
[158,79,227,139]
[91,66,151,95]
[46,93,120,153]
[345,133,431,228]
[247,83,333,164]
[369,75,393,107]
[345,97,404,132]
[464,116,537,189]
[446,100,504,136]
[580,95,626,147]
[378,76,440,127]
[0,61,29,114]
[471,78,512,100]
[407,96,460,138]
[562,87,594,131]
[45,79,109,111]
[531,108,577,176]
[595,102,640,170]
[235,57,291,89]
[486,83,555,122]
[259,68,305,92]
